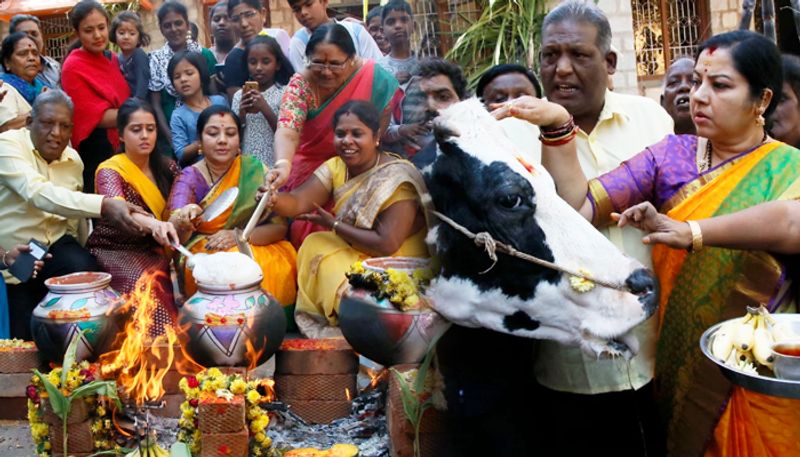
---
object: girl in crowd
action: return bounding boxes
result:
[231,35,293,166]
[270,23,399,247]
[769,54,800,148]
[61,0,130,194]
[268,100,429,338]
[168,105,297,311]
[0,33,44,105]
[223,0,291,98]
[168,51,228,167]
[500,30,800,455]
[87,98,180,335]
[110,11,151,101]
[149,1,217,152]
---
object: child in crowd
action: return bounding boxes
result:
[379,0,428,157]
[224,0,291,98]
[168,51,228,166]
[231,35,294,166]
[110,11,151,100]
[366,6,390,55]
[286,0,382,71]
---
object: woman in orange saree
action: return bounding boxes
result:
[168,106,297,310]
[518,31,800,456]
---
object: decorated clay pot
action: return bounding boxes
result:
[30,272,125,364]
[339,257,451,366]
[178,278,286,367]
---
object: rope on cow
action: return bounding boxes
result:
[431,210,629,293]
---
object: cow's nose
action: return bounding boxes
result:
[625,268,659,317]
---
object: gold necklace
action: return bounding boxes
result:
[700,132,768,172]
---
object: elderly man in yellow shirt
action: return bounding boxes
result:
[521,2,673,456]
[0,90,142,339]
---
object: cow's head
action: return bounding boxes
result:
[423,99,658,358]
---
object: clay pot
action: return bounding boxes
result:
[30,272,125,364]
[178,278,286,367]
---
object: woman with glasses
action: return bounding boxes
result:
[269,23,399,248]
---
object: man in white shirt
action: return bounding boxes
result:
[286,0,383,71]
[531,2,673,456]
[0,90,143,339]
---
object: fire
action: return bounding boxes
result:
[99,271,177,406]
[244,333,267,372]
[361,367,387,390]
[345,387,351,401]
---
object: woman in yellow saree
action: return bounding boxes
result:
[508,31,800,456]
[267,100,430,338]
[167,105,297,308]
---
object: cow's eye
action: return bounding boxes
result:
[499,194,523,209]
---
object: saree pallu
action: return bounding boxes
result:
[286,61,399,247]
[295,157,430,338]
[88,154,178,335]
[650,140,800,457]
[175,155,297,307]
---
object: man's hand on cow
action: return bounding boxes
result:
[296,203,335,228]
[490,95,571,129]
[101,198,145,236]
[612,202,692,249]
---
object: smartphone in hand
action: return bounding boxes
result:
[8,239,48,282]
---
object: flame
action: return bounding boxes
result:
[345,387,351,401]
[245,335,267,372]
[99,271,177,406]
[362,367,387,390]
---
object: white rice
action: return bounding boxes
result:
[192,252,262,286]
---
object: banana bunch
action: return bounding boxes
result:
[710,305,797,373]
[124,437,170,457]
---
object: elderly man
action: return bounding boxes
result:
[0,90,142,339]
[661,56,695,135]
[529,1,673,456]
[7,15,61,88]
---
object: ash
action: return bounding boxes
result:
[266,388,389,457]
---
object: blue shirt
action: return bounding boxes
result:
[170,95,228,162]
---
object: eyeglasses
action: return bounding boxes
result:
[307,59,351,72]
[230,10,259,23]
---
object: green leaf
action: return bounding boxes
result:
[391,368,420,423]
[33,369,68,418]
[61,329,84,387]
[70,380,121,408]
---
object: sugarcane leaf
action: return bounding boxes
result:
[70,380,120,404]
[33,368,69,419]
[390,368,420,423]
[61,328,84,386]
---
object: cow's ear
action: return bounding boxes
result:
[433,118,461,145]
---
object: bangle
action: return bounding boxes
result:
[539,126,578,146]
[332,220,340,234]
[540,115,575,138]
[274,159,291,169]
[686,220,703,252]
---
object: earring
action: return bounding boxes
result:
[757,114,765,126]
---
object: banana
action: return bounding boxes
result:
[752,315,775,367]
[711,322,736,361]
[732,313,756,351]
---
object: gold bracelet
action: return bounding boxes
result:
[687,220,703,252]
[332,220,340,234]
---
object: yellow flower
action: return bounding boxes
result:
[96,405,106,417]
[568,270,596,293]
[246,389,261,404]
[230,378,247,395]
[206,367,223,378]
[178,377,189,391]
[350,261,365,274]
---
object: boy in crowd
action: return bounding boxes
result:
[366,6,390,54]
[377,0,417,83]
[286,0,382,71]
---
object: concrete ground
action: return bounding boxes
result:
[0,421,34,456]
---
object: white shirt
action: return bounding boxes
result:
[288,20,383,72]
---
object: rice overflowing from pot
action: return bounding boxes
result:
[192,252,262,286]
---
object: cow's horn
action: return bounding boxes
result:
[433,118,461,143]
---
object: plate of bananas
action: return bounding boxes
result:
[700,305,800,399]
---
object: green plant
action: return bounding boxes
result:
[33,330,122,457]
[446,0,548,88]
[390,334,444,457]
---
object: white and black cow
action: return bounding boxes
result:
[422,99,658,358]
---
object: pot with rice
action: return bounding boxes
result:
[178,251,286,367]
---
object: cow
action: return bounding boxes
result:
[422,98,658,359]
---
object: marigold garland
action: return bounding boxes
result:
[346,261,434,311]
[26,361,120,457]
[178,368,274,456]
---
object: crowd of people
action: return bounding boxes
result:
[2,0,800,455]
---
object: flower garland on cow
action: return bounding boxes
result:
[26,361,120,457]
[177,368,273,456]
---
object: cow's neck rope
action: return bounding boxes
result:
[431,210,629,293]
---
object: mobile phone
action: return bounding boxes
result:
[8,239,48,282]
[244,81,259,93]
